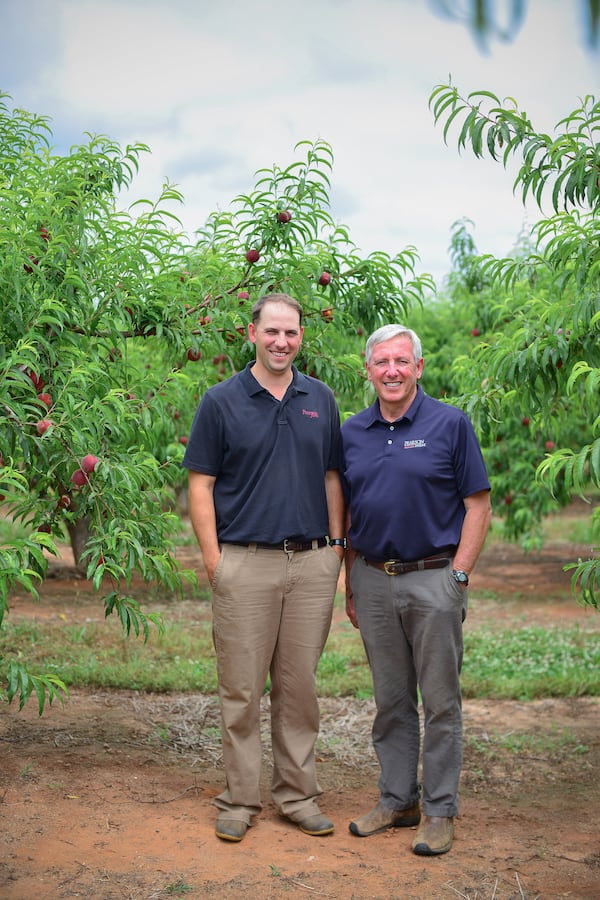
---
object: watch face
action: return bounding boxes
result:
[452,570,468,584]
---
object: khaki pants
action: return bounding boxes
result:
[210,543,340,824]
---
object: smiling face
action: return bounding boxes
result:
[366,334,424,420]
[248,300,304,381]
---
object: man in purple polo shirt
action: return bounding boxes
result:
[182,293,345,843]
[341,324,491,856]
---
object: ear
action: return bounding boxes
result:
[248,322,257,345]
[365,360,373,383]
[416,358,424,379]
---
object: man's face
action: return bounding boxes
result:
[366,335,424,413]
[248,301,304,375]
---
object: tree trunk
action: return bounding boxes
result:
[66,516,91,572]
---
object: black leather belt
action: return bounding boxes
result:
[363,553,452,576]
[229,538,328,552]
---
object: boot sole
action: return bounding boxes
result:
[349,814,421,837]
[412,840,452,855]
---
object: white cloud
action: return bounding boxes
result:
[1,0,598,284]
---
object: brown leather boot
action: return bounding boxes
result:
[412,815,454,855]
[349,800,421,836]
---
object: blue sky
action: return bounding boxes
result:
[1,0,598,285]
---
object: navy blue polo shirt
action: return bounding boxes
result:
[341,387,490,561]
[182,363,341,544]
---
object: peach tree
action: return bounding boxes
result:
[0,93,433,711]
[429,83,600,607]
[409,219,591,551]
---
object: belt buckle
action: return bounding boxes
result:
[383,559,404,575]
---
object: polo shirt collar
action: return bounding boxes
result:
[240,362,309,397]
[366,384,425,427]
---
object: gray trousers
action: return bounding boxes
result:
[351,556,468,818]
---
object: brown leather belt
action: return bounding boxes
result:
[229,538,328,552]
[363,553,452,576]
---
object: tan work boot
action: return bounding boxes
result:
[349,800,421,837]
[412,815,454,855]
[296,813,335,836]
[215,816,249,842]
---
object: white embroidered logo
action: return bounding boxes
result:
[403,439,426,449]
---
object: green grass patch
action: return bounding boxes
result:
[3,604,598,700]
[467,727,589,758]
[462,625,600,699]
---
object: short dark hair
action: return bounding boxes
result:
[251,293,303,327]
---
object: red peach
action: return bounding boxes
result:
[70,469,87,487]
[81,454,99,474]
[36,419,53,436]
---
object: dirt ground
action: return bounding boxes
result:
[1,516,599,899]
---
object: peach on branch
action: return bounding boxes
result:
[27,370,45,392]
[318,271,331,287]
[81,454,99,474]
[36,419,53,436]
[70,469,88,488]
[245,248,260,264]
[37,393,52,408]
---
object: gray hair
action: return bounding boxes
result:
[365,325,422,363]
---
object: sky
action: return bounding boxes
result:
[1,0,599,287]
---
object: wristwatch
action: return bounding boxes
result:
[451,569,469,586]
[329,538,347,549]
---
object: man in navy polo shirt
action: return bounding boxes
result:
[341,324,491,856]
[182,293,345,843]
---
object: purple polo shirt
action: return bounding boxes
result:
[341,387,490,561]
[182,363,341,544]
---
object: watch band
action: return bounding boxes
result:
[329,538,347,549]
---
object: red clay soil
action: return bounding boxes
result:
[1,524,599,899]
